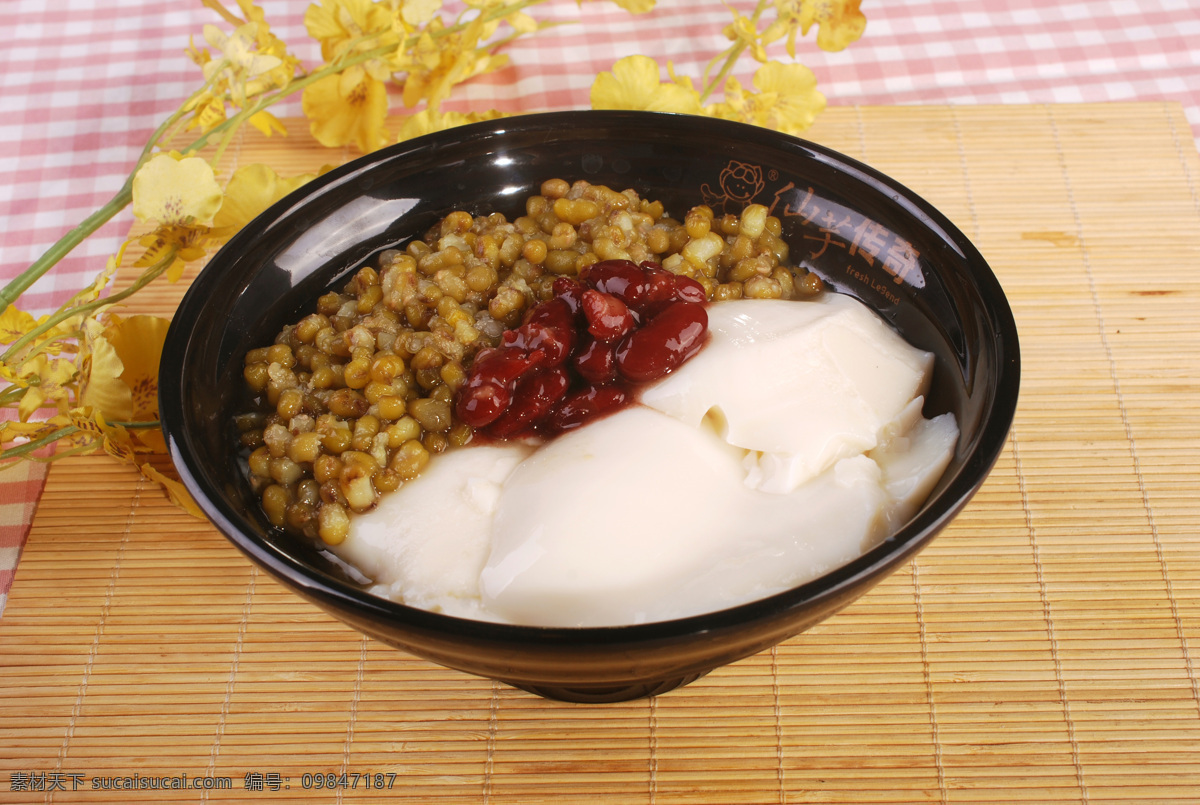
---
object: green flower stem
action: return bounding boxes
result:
[700,0,771,104]
[25,442,96,463]
[0,384,27,407]
[0,181,134,313]
[1,248,177,364]
[0,424,79,462]
[21,331,82,364]
[0,420,159,464]
[440,0,547,41]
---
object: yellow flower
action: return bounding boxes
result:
[210,163,320,240]
[187,5,297,134]
[132,153,222,279]
[133,153,223,227]
[202,22,283,106]
[105,316,168,426]
[397,107,504,141]
[307,0,388,58]
[0,360,25,394]
[78,319,131,423]
[723,11,768,63]
[302,67,390,152]
[398,20,507,110]
[306,0,399,77]
[0,414,85,464]
[590,55,702,114]
[753,61,825,132]
[183,91,229,134]
[0,414,72,447]
[237,7,303,104]
[1,310,73,358]
[76,250,123,306]
[78,315,171,452]
[68,408,135,462]
[753,60,820,133]
[777,0,866,53]
[136,227,209,282]
[0,305,39,346]
[703,61,825,135]
[16,354,75,421]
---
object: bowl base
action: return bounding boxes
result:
[508,671,710,703]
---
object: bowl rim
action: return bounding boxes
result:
[159,109,1020,644]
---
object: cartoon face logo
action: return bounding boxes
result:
[701,161,766,212]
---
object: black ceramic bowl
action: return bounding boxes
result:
[159,111,1019,703]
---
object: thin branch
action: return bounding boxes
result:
[0,424,80,462]
[2,248,176,363]
[700,0,772,103]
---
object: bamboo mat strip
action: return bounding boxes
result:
[2,103,1199,803]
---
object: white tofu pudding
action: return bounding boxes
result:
[334,293,958,627]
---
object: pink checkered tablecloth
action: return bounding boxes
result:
[2,0,1198,613]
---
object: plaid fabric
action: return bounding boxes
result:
[0,461,49,609]
[1,0,1197,611]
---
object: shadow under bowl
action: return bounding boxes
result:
[158,111,1019,703]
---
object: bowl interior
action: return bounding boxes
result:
[160,111,1018,701]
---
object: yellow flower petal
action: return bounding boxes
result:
[754,60,826,133]
[605,0,655,13]
[69,408,142,462]
[302,71,390,153]
[507,11,538,34]
[248,110,287,137]
[0,360,25,388]
[590,55,702,114]
[141,462,205,518]
[16,355,74,421]
[227,25,283,77]
[236,0,267,24]
[17,388,48,423]
[212,163,316,240]
[306,0,395,62]
[1,416,72,447]
[103,315,170,423]
[397,108,504,142]
[79,333,134,423]
[133,424,167,454]
[185,94,228,134]
[402,0,441,28]
[799,0,866,52]
[305,0,354,59]
[0,305,38,345]
[135,226,208,280]
[132,153,223,227]
[104,432,138,463]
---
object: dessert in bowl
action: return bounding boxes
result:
[158,111,1019,702]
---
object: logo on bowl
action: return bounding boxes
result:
[773,183,924,291]
[703,159,927,295]
[701,161,765,211]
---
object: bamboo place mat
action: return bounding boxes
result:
[2,102,1200,803]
